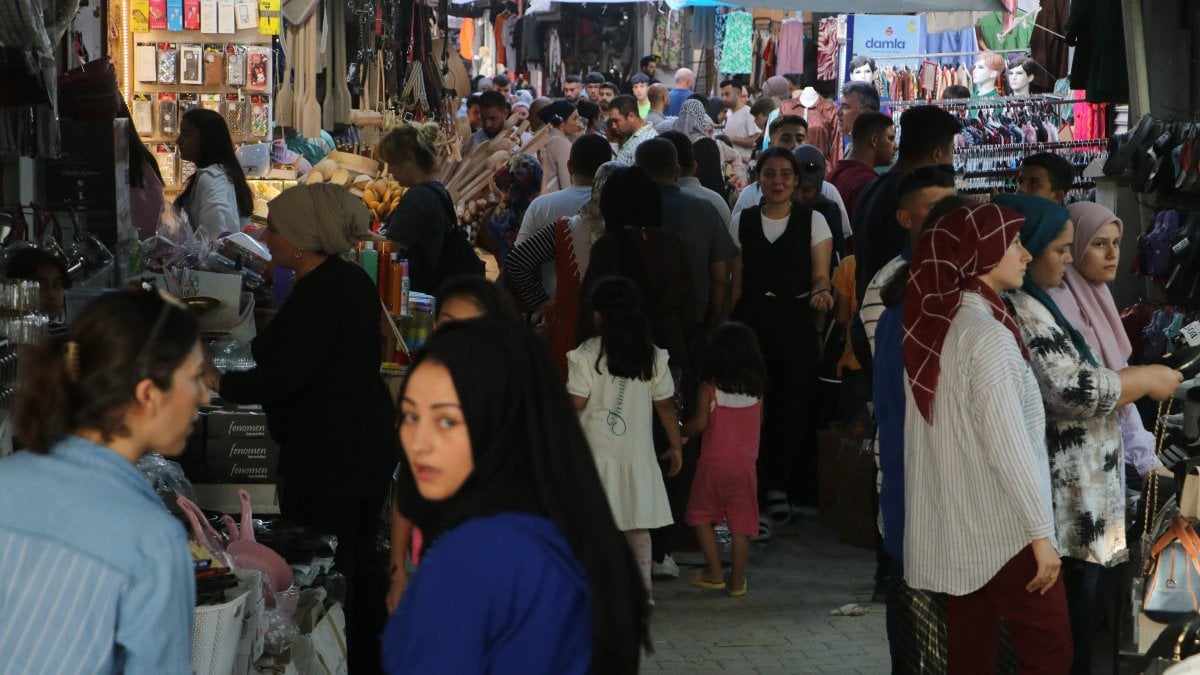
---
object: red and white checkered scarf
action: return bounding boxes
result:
[902,203,1028,423]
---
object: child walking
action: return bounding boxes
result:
[567,277,683,602]
[682,322,766,597]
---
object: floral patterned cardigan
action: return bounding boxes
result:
[1007,290,1126,567]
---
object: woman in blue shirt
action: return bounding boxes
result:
[0,288,208,673]
[385,316,649,674]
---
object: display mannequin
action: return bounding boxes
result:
[972,51,1007,97]
[1008,57,1038,96]
[848,55,878,87]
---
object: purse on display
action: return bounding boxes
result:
[1144,515,1200,622]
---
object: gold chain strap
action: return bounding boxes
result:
[1143,400,1176,575]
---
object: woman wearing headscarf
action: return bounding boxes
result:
[668,99,728,199]
[484,153,542,268]
[506,161,625,379]
[384,316,649,673]
[538,100,580,193]
[993,193,1182,674]
[209,183,400,673]
[1048,202,1169,480]
[578,166,696,374]
[901,202,1071,672]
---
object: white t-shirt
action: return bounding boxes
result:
[724,105,760,162]
[732,180,852,237]
[729,209,832,250]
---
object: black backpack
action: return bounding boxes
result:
[419,182,485,280]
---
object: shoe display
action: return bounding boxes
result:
[651,554,680,580]
[751,514,773,542]
[1157,338,1200,380]
[766,491,790,524]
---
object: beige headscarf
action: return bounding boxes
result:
[268,183,373,256]
[762,76,791,101]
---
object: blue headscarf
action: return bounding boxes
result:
[991,193,1098,366]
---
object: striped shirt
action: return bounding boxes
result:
[904,293,1057,596]
[860,254,906,353]
[0,436,194,673]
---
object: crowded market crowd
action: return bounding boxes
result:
[0,48,1193,675]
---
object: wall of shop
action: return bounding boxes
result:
[1131,0,1200,118]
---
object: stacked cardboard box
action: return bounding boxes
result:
[182,407,280,484]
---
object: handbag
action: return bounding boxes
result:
[1144,515,1200,622]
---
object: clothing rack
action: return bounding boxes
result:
[891,94,1087,109]
[955,139,1108,154]
[867,48,1031,62]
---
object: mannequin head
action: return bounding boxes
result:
[1008,57,1038,95]
[848,56,877,84]
[973,51,1007,95]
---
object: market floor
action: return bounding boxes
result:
[642,517,890,674]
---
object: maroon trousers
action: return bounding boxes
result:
[946,545,1073,674]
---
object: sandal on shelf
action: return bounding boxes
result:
[766,491,790,524]
[688,575,726,591]
[728,579,748,597]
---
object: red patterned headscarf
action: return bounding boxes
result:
[903,203,1028,423]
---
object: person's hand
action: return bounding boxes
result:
[1153,465,1177,479]
[1143,365,1185,401]
[660,445,683,477]
[809,288,834,312]
[1025,537,1062,595]
[386,567,409,613]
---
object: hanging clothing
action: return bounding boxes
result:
[776,19,806,75]
[494,13,509,70]
[1031,0,1070,91]
[459,19,475,60]
[719,12,753,74]
[977,10,1034,52]
[1067,0,1129,104]
[795,95,842,169]
[653,10,685,70]
[713,11,727,74]
[691,7,715,50]
[925,27,981,67]
[816,18,838,82]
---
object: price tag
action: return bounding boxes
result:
[1181,321,1200,348]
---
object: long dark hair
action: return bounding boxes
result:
[588,276,655,381]
[704,322,766,397]
[598,166,661,295]
[394,316,650,672]
[177,108,253,217]
[14,289,199,454]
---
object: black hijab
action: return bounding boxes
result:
[393,316,650,673]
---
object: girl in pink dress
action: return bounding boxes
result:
[682,322,766,597]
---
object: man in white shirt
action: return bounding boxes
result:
[721,80,760,163]
[514,134,614,295]
[732,115,850,239]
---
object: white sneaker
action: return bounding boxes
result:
[651,554,680,579]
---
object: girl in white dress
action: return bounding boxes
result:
[568,276,683,600]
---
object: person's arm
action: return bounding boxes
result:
[808,217,834,312]
[192,169,243,238]
[967,329,1059,593]
[681,382,714,439]
[505,227,557,311]
[706,259,730,330]
[650,349,682,476]
[1118,403,1167,478]
[565,346,594,412]
[116,523,195,672]
[1116,364,1184,407]
[387,503,413,613]
[730,255,743,309]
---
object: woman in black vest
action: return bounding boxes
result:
[729,146,834,539]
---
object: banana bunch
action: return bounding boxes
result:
[363,179,407,221]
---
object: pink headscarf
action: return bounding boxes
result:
[1046,202,1132,369]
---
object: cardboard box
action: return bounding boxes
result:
[205,437,279,463]
[206,409,271,439]
[204,460,277,483]
[1139,611,1169,652]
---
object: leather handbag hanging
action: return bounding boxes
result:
[1144,515,1200,622]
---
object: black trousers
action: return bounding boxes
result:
[734,295,820,508]
[280,485,389,675]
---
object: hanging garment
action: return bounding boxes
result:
[977,10,1034,51]
[653,10,686,70]
[692,7,715,50]
[799,95,842,169]
[776,19,806,75]
[460,18,475,60]
[817,18,838,82]
[719,12,753,74]
[494,13,508,70]
[714,11,727,72]
[1031,0,1070,91]
[925,27,982,67]
[761,36,777,82]
[1067,0,1128,104]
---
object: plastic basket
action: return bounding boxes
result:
[192,590,247,675]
